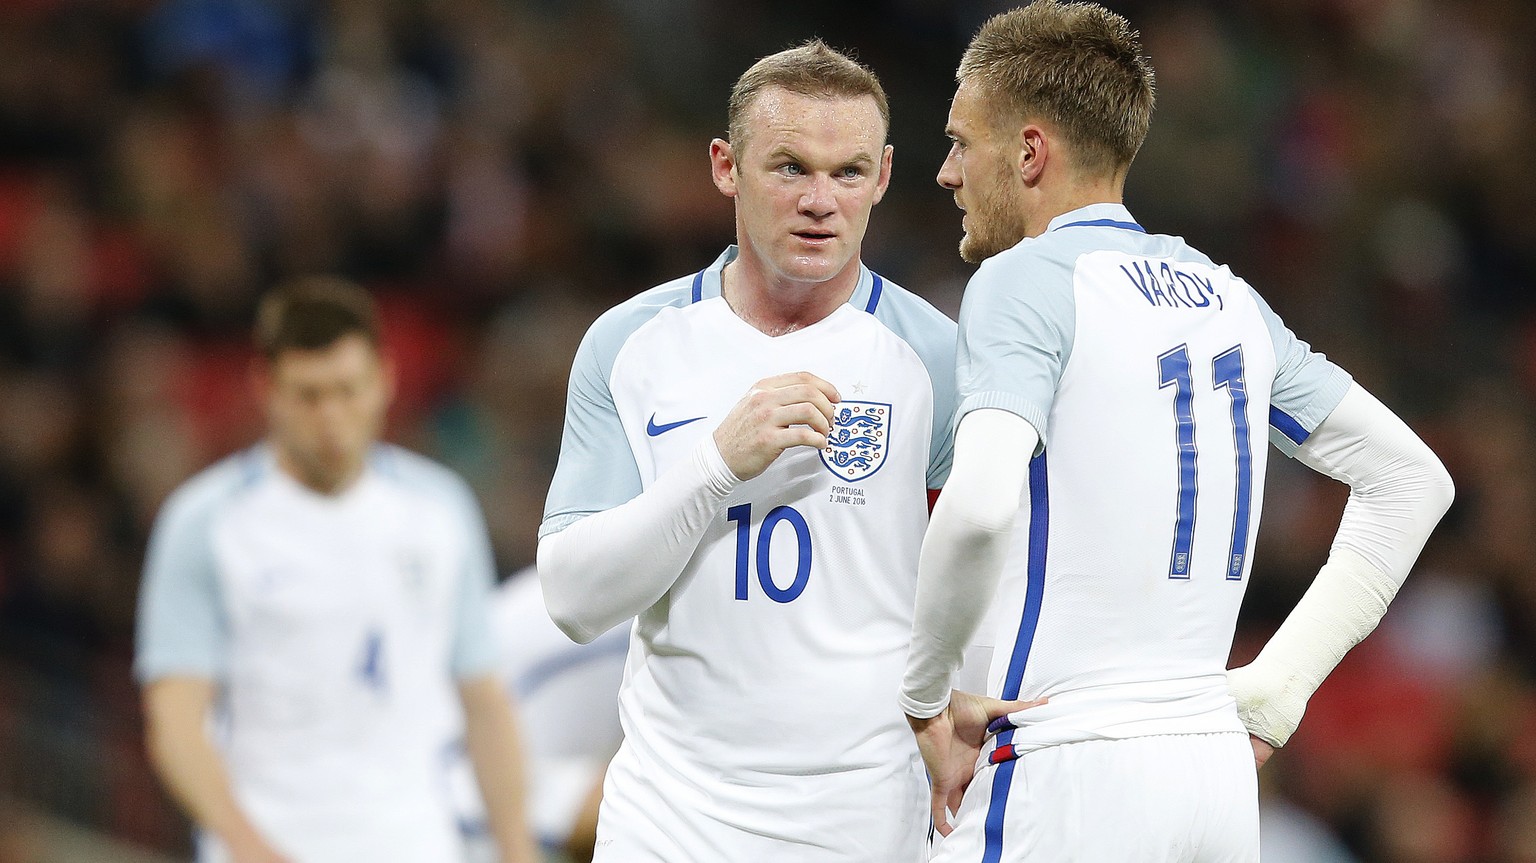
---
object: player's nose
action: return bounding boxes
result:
[799,174,836,217]
[937,147,962,191]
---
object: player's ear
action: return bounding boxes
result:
[872,143,894,205]
[249,354,275,404]
[710,138,739,198]
[378,351,398,407]
[1018,125,1047,187]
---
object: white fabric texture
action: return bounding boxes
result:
[900,408,1037,718]
[1228,383,1455,746]
[538,437,739,644]
[930,732,1258,863]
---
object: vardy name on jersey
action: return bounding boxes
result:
[1119,259,1224,310]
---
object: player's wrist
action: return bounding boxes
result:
[697,434,744,490]
[898,689,951,721]
[1226,660,1306,747]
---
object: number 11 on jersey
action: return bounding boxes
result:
[1157,344,1253,581]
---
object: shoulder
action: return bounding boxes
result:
[370,444,480,513]
[867,272,957,358]
[960,239,1082,325]
[154,448,268,533]
[578,275,700,371]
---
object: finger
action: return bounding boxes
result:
[757,382,840,424]
[982,695,1048,719]
[753,384,837,429]
[931,788,953,837]
[787,384,839,426]
[947,784,967,823]
[766,425,831,452]
[753,372,841,405]
[772,403,833,436]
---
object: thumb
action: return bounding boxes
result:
[981,695,1048,721]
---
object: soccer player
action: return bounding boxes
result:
[538,40,1017,862]
[899,3,1456,861]
[135,279,537,863]
[487,565,627,862]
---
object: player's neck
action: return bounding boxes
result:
[721,257,859,337]
[273,444,366,497]
[1025,175,1127,238]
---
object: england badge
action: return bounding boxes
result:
[820,401,890,481]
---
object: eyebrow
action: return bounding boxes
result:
[764,145,878,168]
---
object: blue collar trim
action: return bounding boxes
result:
[1054,218,1146,233]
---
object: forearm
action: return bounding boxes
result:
[1230,384,1454,745]
[461,677,538,863]
[143,680,268,849]
[900,410,1036,718]
[539,437,739,643]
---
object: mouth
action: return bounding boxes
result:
[792,230,837,245]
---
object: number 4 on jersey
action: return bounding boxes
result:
[1157,344,1252,581]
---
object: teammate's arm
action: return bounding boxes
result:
[900,408,1046,834]
[142,677,293,863]
[540,372,839,643]
[460,675,539,863]
[1228,383,1454,754]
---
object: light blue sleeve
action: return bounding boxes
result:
[134,476,231,683]
[955,249,1076,451]
[447,478,499,678]
[870,278,959,488]
[541,294,682,537]
[1250,288,1353,457]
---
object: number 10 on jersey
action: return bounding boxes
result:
[727,503,811,603]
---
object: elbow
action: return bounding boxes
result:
[946,493,1018,539]
[536,536,598,645]
[547,605,599,646]
[1425,458,1456,521]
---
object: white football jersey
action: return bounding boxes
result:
[491,567,627,847]
[136,444,499,863]
[541,246,956,859]
[957,204,1351,760]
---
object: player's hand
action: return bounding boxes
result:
[1249,734,1275,770]
[713,372,840,480]
[226,837,294,863]
[907,689,1046,837]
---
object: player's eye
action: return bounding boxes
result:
[838,166,865,179]
[778,163,804,176]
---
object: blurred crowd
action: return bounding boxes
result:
[0,0,1531,860]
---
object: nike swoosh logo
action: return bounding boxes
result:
[646,414,706,436]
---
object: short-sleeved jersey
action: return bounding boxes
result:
[961,204,1351,757]
[135,443,498,863]
[491,566,627,848]
[540,247,956,852]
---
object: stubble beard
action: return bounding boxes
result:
[957,181,1028,265]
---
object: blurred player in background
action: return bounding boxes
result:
[900,3,1456,861]
[538,39,1027,862]
[460,565,626,863]
[134,279,538,863]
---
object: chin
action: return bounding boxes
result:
[777,255,848,285]
[959,234,991,265]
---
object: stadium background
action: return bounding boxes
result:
[0,0,1531,859]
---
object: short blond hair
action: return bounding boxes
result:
[727,39,889,151]
[960,1,1155,175]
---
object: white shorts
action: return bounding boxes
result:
[592,739,929,863]
[932,732,1258,863]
